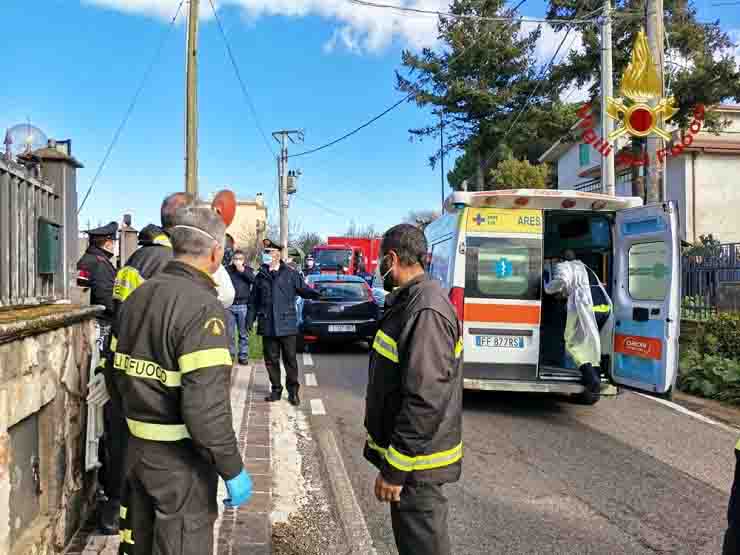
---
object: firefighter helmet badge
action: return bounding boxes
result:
[606,28,678,142]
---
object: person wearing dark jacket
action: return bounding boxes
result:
[247,240,319,406]
[98,193,192,535]
[226,250,255,365]
[112,205,251,555]
[364,224,463,555]
[77,221,119,321]
[725,440,740,554]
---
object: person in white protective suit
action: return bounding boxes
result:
[544,250,611,398]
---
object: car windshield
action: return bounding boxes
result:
[315,249,351,268]
[315,281,368,301]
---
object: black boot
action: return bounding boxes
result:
[580,363,601,396]
[97,497,121,535]
[265,389,282,402]
[288,390,300,406]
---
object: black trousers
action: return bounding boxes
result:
[118,438,218,555]
[99,394,127,501]
[263,335,300,394]
[391,483,450,555]
[724,449,740,554]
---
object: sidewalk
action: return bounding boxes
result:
[64,363,274,555]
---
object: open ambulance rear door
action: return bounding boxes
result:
[612,202,680,394]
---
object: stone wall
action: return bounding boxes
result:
[0,306,101,555]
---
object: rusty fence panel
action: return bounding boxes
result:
[0,159,62,307]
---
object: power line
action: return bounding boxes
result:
[293,192,347,219]
[348,0,601,25]
[207,0,276,159]
[78,0,185,214]
[289,94,413,158]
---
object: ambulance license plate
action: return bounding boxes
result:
[475,335,524,349]
[329,325,356,333]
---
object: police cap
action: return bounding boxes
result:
[84,221,119,239]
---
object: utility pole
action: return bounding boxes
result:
[272,130,304,260]
[600,0,616,196]
[646,0,665,203]
[185,0,200,197]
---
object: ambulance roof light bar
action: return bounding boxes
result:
[445,189,644,213]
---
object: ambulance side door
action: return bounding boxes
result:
[612,202,680,394]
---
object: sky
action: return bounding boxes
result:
[2,0,739,238]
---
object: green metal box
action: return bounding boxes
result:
[37,218,61,275]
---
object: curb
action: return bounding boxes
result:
[313,424,377,555]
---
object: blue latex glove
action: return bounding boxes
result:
[224,469,253,509]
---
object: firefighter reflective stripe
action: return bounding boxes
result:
[593,305,611,313]
[110,336,118,352]
[153,234,172,247]
[119,528,134,545]
[178,348,232,374]
[120,505,128,519]
[126,418,191,441]
[735,437,740,451]
[455,338,463,359]
[367,434,386,456]
[113,266,145,302]
[368,435,463,472]
[385,442,463,472]
[114,353,182,387]
[96,358,107,369]
[373,330,399,363]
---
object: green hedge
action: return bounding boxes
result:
[678,312,740,403]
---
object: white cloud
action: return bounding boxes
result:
[81,0,584,60]
[519,21,584,67]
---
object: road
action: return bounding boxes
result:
[299,344,736,555]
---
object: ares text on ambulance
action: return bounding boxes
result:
[425,189,680,404]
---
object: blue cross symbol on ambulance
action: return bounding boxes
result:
[495,258,513,278]
[474,213,485,226]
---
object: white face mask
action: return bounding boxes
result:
[262,253,273,265]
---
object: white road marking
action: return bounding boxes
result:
[302,352,314,366]
[310,398,327,415]
[635,392,738,433]
[305,373,318,387]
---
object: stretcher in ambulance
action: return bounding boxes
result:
[425,189,680,404]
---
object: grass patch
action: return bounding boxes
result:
[249,330,263,360]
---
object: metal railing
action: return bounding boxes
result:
[682,243,740,320]
[0,159,63,306]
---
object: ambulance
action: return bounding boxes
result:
[425,189,680,404]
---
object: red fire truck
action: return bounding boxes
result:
[311,237,381,276]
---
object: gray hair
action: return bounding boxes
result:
[170,205,226,257]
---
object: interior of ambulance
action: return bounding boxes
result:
[539,210,614,379]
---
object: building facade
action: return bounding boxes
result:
[225,193,268,251]
[540,105,740,243]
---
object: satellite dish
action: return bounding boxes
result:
[5,123,48,156]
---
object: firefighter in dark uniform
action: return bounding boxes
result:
[364,224,463,555]
[97,193,193,534]
[76,221,120,532]
[247,238,319,406]
[112,205,251,555]
[724,440,740,554]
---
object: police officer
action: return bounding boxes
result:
[247,238,319,406]
[113,205,251,555]
[77,221,118,320]
[364,224,463,555]
[76,221,120,532]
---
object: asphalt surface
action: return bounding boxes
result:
[300,343,736,555]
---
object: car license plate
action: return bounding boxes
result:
[475,335,524,349]
[329,325,356,333]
